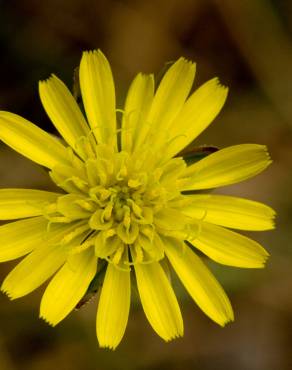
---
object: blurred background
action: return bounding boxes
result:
[0,0,292,369]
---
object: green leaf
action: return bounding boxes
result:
[179,145,218,165]
[75,260,107,309]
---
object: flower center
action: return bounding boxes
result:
[42,143,191,267]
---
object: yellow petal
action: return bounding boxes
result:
[1,221,87,297]
[39,74,91,159]
[134,261,183,341]
[0,111,70,169]
[164,78,228,159]
[138,57,195,151]
[182,144,272,190]
[79,50,116,148]
[183,194,275,231]
[40,249,97,326]
[0,189,60,220]
[165,238,233,326]
[96,262,131,349]
[188,221,269,268]
[0,217,48,262]
[1,243,67,299]
[121,73,154,153]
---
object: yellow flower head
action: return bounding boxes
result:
[0,50,275,349]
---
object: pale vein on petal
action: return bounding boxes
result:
[134,262,183,341]
[140,57,196,153]
[164,78,228,159]
[0,217,48,262]
[183,194,275,230]
[188,221,269,268]
[79,50,117,148]
[97,261,131,349]
[122,73,154,153]
[0,189,61,220]
[40,249,97,326]
[182,144,272,190]
[165,238,234,326]
[39,74,91,159]
[0,111,70,169]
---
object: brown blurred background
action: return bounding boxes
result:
[0,0,292,369]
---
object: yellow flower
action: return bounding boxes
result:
[0,50,275,349]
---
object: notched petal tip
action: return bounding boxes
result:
[220,313,234,327]
[209,77,229,106]
[176,55,195,65]
[81,49,106,60]
[164,56,196,79]
[257,250,270,268]
[39,314,57,327]
[270,217,276,230]
[217,302,234,327]
[39,73,58,86]
[212,76,229,91]
[178,56,196,75]
[98,342,117,351]
[80,50,96,63]
[0,285,15,300]
[264,146,273,165]
[82,49,93,56]
[256,144,273,172]
[259,205,277,231]
[0,281,28,301]
[265,201,277,220]
[137,71,150,79]
[1,277,20,300]
[39,76,49,85]
[164,329,184,342]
